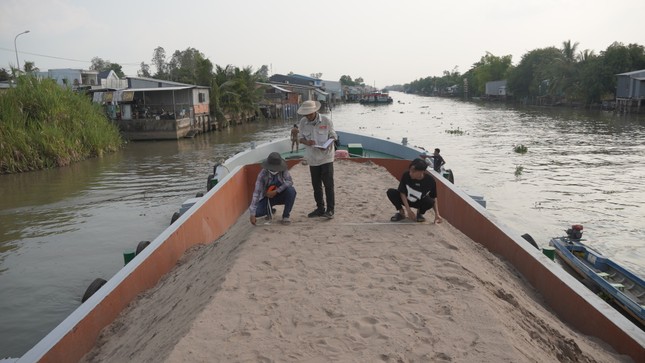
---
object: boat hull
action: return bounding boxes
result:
[18,131,645,363]
[550,236,645,326]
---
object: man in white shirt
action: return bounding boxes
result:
[297,100,337,219]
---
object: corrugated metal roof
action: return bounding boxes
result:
[128,86,194,92]
[270,84,292,93]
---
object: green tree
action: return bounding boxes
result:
[211,65,263,122]
[24,61,39,73]
[550,40,580,100]
[166,47,212,85]
[471,52,512,94]
[577,54,605,103]
[255,65,269,82]
[89,57,124,78]
[151,46,167,79]
[507,47,562,98]
[340,75,355,86]
[138,62,151,77]
[0,68,10,81]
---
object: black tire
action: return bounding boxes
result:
[82,278,107,303]
[195,192,204,197]
[445,169,455,184]
[135,240,151,255]
[206,174,214,191]
[170,212,181,225]
[521,233,539,249]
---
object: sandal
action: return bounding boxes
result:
[390,212,405,222]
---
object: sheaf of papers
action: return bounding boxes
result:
[314,139,335,149]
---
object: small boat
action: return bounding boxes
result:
[550,225,645,326]
[359,92,393,104]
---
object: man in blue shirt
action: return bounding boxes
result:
[249,152,297,225]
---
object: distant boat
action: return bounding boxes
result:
[359,92,393,104]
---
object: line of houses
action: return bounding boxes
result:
[482,70,645,113]
[3,69,380,140]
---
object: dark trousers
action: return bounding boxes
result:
[255,186,297,218]
[386,188,434,215]
[310,162,335,212]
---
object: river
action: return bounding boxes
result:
[0,91,643,358]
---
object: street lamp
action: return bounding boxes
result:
[14,30,30,72]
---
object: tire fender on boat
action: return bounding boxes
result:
[521,233,539,249]
[135,240,151,255]
[170,212,181,225]
[81,278,107,303]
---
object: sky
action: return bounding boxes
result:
[1,0,643,88]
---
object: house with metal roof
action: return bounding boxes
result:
[616,69,645,113]
[267,74,330,112]
[485,80,507,98]
[90,76,212,140]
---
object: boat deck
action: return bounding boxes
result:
[77,161,629,363]
[282,145,402,161]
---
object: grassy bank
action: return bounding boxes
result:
[0,76,123,174]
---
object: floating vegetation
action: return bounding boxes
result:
[514,144,528,154]
[514,165,524,177]
[445,128,464,135]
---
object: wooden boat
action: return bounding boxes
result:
[550,225,645,326]
[359,92,393,104]
[17,131,645,362]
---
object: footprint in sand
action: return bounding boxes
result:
[438,239,459,250]
[353,316,380,338]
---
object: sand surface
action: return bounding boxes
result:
[81,160,629,363]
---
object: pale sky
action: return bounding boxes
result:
[1,0,643,88]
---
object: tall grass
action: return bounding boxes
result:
[0,76,123,174]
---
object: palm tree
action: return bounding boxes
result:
[561,40,579,63]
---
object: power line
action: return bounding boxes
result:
[0,47,141,66]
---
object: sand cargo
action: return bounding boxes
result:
[16,131,645,362]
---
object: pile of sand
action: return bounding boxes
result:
[82,160,628,363]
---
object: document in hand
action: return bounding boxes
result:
[314,138,335,149]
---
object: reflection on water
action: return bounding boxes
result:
[330,96,644,280]
[0,120,294,357]
[1,94,644,357]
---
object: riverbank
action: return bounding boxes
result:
[80,160,628,362]
[0,77,123,174]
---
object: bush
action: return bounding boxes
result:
[0,76,123,174]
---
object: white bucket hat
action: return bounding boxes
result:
[297,100,321,115]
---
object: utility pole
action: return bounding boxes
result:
[14,30,30,72]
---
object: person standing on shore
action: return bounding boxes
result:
[290,124,299,153]
[297,100,337,219]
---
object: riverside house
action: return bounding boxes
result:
[91,76,212,140]
[616,69,645,113]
